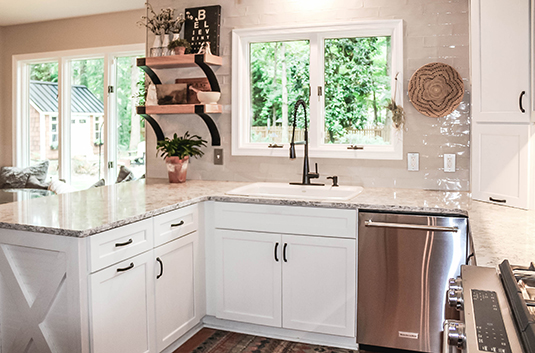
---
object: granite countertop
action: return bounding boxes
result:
[0,178,532,267]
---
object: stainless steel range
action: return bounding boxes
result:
[444,261,535,353]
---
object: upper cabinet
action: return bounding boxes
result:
[470,0,532,123]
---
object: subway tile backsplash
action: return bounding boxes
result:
[145,0,470,191]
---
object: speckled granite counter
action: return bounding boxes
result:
[0,178,532,267]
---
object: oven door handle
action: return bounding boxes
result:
[364,220,459,232]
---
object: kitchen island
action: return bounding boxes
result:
[0,179,533,353]
[0,178,531,266]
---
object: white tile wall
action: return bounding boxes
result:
[145,0,470,191]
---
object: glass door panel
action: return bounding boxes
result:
[70,58,105,189]
[115,56,145,179]
[28,62,59,178]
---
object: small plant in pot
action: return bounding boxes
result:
[168,39,191,55]
[156,131,207,183]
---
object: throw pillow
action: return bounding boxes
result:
[48,179,78,194]
[0,161,49,189]
[89,179,105,188]
[26,175,50,190]
[116,165,135,183]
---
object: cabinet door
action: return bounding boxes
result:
[281,235,356,337]
[471,0,531,123]
[472,123,531,208]
[215,229,282,327]
[90,251,155,353]
[154,232,202,352]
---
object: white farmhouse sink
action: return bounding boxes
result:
[226,182,363,201]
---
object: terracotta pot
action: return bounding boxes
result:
[173,46,186,55]
[165,156,189,183]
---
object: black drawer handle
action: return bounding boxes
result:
[519,91,526,113]
[268,144,283,148]
[489,197,506,203]
[274,242,279,262]
[115,238,133,247]
[117,262,134,272]
[283,243,288,262]
[171,220,184,228]
[156,257,164,279]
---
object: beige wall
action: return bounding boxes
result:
[0,9,146,167]
[145,0,471,191]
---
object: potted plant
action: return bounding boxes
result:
[156,132,207,183]
[168,39,191,55]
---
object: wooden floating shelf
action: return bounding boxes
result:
[137,104,222,115]
[137,53,222,69]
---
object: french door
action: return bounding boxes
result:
[14,44,145,189]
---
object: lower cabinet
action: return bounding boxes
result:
[154,231,202,352]
[215,229,356,337]
[90,251,156,353]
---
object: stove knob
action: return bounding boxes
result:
[447,288,464,311]
[448,277,462,291]
[444,320,466,349]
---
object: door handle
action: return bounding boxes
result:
[156,257,164,279]
[519,91,526,113]
[283,243,288,262]
[364,220,458,232]
[274,243,279,262]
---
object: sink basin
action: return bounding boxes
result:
[226,182,364,201]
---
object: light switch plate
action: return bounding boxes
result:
[444,154,456,172]
[407,153,419,171]
[214,149,223,165]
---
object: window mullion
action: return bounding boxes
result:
[104,54,116,184]
[58,57,71,183]
[308,33,323,151]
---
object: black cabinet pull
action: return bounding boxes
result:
[115,238,133,247]
[274,243,279,262]
[283,243,288,262]
[156,257,164,279]
[519,91,526,113]
[268,144,284,148]
[171,220,184,228]
[489,197,506,203]
[117,262,134,272]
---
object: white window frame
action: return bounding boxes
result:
[232,20,403,160]
[13,44,144,183]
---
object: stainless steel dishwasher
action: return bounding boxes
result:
[357,212,469,353]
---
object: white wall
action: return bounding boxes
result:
[146,0,471,191]
[0,9,146,167]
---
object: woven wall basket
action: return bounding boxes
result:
[408,62,464,118]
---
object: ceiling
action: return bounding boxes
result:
[0,0,146,26]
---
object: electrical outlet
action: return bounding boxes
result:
[214,149,223,165]
[444,154,456,172]
[407,152,419,171]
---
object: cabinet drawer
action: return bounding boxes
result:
[153,204,198,247]
[89,218,154,272]
[214,202,356,239]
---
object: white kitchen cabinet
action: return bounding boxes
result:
[213,202,356,338]
[215,229,282,327]
[471,0,531,123]
[154,231,203,352]
[471,124,531,208]
[282,235,355,337]
[90,251,156,353]
[470,0,535,209]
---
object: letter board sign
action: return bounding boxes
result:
[185,5,221,56]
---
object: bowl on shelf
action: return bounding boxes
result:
[197,91,221,104]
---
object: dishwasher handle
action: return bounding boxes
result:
[364,220,458,232]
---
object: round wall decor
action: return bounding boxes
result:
[408,62,464,118]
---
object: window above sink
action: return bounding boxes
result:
[231,20,404,160]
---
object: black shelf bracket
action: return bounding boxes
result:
[194,55,220,92]
[195,105,221,146]
[136,58,162,85]
[136,107,165,141]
